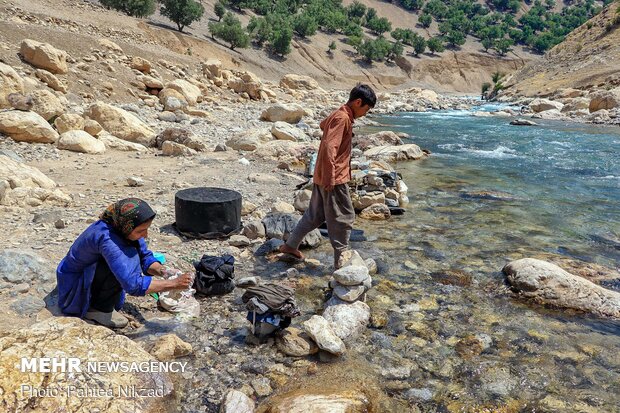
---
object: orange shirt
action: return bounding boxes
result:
[313,105,354,187]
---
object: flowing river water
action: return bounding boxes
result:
[342,104,620,411]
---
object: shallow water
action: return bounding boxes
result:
[345,106,620,411]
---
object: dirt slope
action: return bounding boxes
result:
[502,3,620,97]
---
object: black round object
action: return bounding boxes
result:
[175,187,241,237]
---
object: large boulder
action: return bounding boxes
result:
[130,56,152,73]
[0,110,58,143]
[161,140,196,156]
[58,130,106,154]
[165,79,202,106]
[35,69,67,93]
[302,315,346,355]
[85,102,155,146]
[228,70,262,100]
[503,258,620,318]
[20,39,68,74]
[254,140,319,163]
[271,121,307,142]
[202,58,222,79]
[561,97,590,113]
[0,63,24,109]
[156,128,208,151]
[0,155,70,206]
[280,74,320,91]
[359,203,391,220]
[226,128,272,151]
[364,144,425,163]
[353,131,403,151]
[0,317,174,412]
[323,300,371,342]
[260,104,309,123]
[589,88,620,113]
[529,98,564,113]
[54,113,85,134]
[262,389,370,413]
[30,89,64,121]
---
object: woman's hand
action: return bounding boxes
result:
[174,273,194,289]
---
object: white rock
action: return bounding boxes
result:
[323,300,370,342]
[58,130,106,154]
[333,284,366,302]
[220,389,255,413]
[280,74,320,91]
[302,315,346,356]
[271,121,307,141]
[333,265,369,286]
[364,144,425,163]
[271,201,295,214]
[529,98,564,113]
[260,103,309,123]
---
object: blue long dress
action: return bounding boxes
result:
[56,220,157,317]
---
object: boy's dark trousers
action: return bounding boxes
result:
[285,183,355,267]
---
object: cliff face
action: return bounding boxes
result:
[502,3,620,98]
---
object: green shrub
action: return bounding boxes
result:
[292,13,318,37]
[346,1,367,20]
[247,16,272,46]
[366,16,392,35]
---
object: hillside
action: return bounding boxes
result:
[501,2,620,97]
[0,0,533,94]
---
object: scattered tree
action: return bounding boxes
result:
[214,1,226,21]
[327,40,337,53]
[161,0,205,32]
[100,0,156,17]
[427,37,445,54]
[293,13,318,37]
[270,26,293,56]
[419,13,432,28]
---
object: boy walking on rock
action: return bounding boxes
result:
[279,84,377,268]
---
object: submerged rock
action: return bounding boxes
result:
[149,334,193,361]
[503,258,620,318]
[261,389,370,413]
[510,118,537,126]
[220,389,255,413]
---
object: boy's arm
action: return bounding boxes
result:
[321,116,348,191]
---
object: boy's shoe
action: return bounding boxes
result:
[85,309,128,329]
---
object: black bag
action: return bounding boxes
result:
[193,254,235,296]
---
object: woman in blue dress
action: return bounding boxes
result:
[56,198,192,328]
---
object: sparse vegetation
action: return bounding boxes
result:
[208,12,250,50]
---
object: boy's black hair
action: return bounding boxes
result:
[348,84,377,108]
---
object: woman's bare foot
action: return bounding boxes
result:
[279,244,304,260]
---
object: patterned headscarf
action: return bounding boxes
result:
[100,198,156,237]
